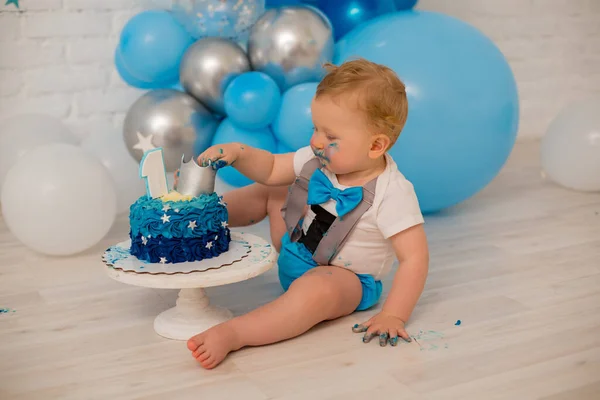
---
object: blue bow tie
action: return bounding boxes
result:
[307,169,363,217]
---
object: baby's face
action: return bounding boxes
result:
[309,94,375,175]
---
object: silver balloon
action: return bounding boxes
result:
[123,89,219,172]
[248,5,334,90]
[179,37,251,115]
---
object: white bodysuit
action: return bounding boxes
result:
[293,146,424,280]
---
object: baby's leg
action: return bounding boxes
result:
[221,183,269,227]
[222,183,288,251]
[187,265,362,369]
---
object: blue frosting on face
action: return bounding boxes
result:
[128,193,231,263]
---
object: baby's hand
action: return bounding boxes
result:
[352,311,412,347]
[197,143,242,170]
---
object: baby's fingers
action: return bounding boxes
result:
[351,319,372,333]
[362,325,380,343]
[198,153,222,167]
[387,328,399,347]
[378,331,389,347]
[398,328,412,343]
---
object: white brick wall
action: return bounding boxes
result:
[0,0,599,141]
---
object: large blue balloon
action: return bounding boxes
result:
[211,119,277,187]
[275,140,295,154]
[118,10,193,84]
[317,0,396,40]
[393,0,418,10]
[224,72,282,130]
[271,82,318,151]
[335,11,519,213]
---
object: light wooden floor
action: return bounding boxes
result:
[1,141,599,400]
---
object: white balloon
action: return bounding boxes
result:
[1,143,117,256]
[80,131,146,215]
[0,114,78,191]
[541,97,600,192]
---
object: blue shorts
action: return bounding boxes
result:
[277,233,382,311]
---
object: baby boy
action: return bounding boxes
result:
[186,59,429,369]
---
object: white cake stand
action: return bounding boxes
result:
[102,231,277,341]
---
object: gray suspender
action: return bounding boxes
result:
[281,158,377,265]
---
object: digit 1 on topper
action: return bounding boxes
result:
[140,148,169,199]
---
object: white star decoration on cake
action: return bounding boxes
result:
[161,214,170,223]
[159,257,167,264]
[206,241,213,249]
[188,220,197,229]
[162,204,171,212]
[141,236,148,245]
[221,221,228,228]
[133,132,156,153]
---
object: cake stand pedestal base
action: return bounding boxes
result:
[103,232,277,341]
[154,288,233,340]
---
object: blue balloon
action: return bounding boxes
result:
[114,48,176,89]
[118,10,193,84]
[272,82,318,151]
[317,0,396,40]
[211,119,277,187]
[224,72,282,130]
[335,11,519,213]
[275,140,295,154]
[393,0,418,10]
[170,82,185,92]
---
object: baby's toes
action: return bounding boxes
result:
[197,349,211,362]
[201,355,216,369]
[204,358,219,370]
[193,347,206,359]
[187,338,200,352]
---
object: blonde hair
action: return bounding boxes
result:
[315,58,408,149]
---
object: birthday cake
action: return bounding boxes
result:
[128,149,231,264]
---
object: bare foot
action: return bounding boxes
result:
[187,322,242,369]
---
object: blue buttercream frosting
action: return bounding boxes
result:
[128,192,231,264]
[130,229,231,264]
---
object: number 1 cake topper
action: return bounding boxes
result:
[139,148,169,199]
[176,154,217,197]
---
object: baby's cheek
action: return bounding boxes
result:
[325,142,340,158]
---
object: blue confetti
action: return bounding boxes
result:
[455,319,462,326]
